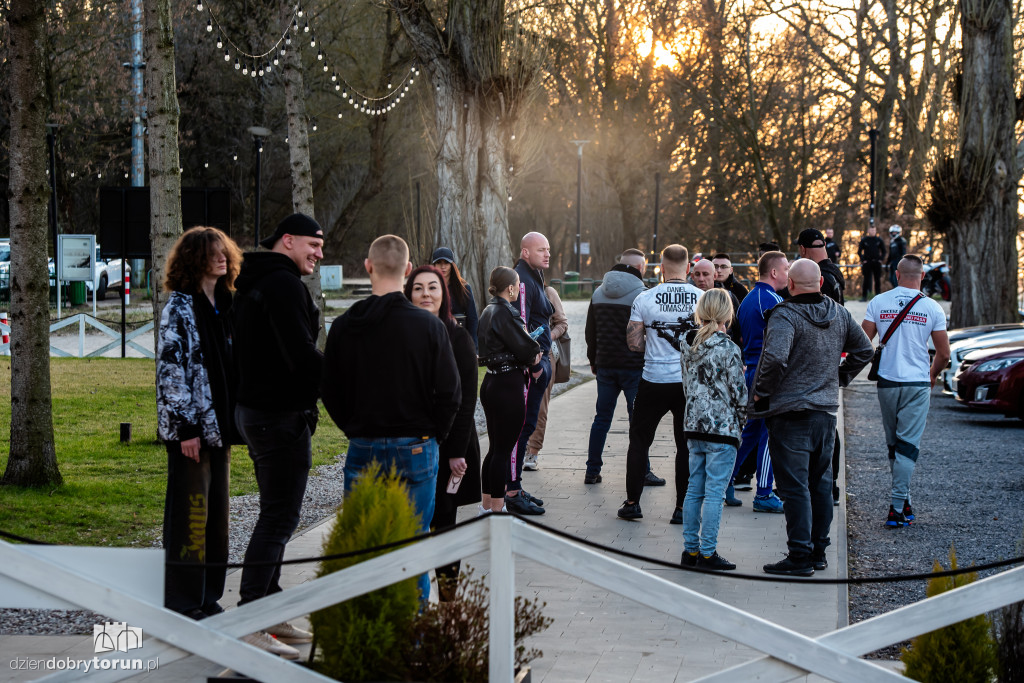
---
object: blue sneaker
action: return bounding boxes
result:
[902,501,915,523]
[752,493,784,513]
[724,484,742,507]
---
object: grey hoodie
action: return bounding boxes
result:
[750,293,873,418]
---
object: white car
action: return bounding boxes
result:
[942,326,1024,395]
[88,246,131,300]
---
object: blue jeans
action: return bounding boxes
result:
[766,411,836,558]
[236,406,312,606]
[683,439,737,556]
[587,367,642,475]
[732,366,774,496]
[513,355,551,482]
[344,436,439,602]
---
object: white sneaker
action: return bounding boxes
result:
[523,453,539,471]
[242,631,301,659]
[478,505,491,516]
[266,621,313,643]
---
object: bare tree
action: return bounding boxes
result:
[4,0,61,487]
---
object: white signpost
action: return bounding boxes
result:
[58,234,97,316]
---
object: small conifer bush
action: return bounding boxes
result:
[901,546,997,683]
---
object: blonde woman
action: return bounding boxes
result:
[678,288,747,571]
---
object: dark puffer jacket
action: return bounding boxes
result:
[585,264,646,370]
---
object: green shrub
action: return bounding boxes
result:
[310,463,422,681]
[901,546,997,683]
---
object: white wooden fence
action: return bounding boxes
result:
[2,515,1022,682]
[0,313,154,358]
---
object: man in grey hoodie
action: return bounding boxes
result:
[750,259,873,576]
[583,249,647,484]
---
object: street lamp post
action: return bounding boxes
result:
[868,128,878,231]
[248,126,272,249]
[45,123,60,315]
[570,140,589,274]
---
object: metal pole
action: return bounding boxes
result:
[253,136,262,249]
[571,140,588,274]
[128,0,145,288]
[651,171,661,263]
[868,128,878,230]
[415,181,422,262]
[120,190,127,358]
[46,126,60,318]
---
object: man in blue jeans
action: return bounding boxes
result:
[321,234,461,601]
[583,249,647,484]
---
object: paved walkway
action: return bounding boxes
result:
[0,376,849,682]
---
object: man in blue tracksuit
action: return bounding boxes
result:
[732,250,790,513]
[512,232,554,504]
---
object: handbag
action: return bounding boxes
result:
[552,332,571,383]
[867,293,923,381]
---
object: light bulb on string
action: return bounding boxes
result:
[124,173,129,179]
[196,0,202,10]
[337,112,342,119]
[335,83,340,91]
[310,32,315,46]
[70,171,75,177]
[292,19,298,32]
[233,154,238,161]
[312,120,318,131]
[241,62,248,74]
[224,49,230,61]
[265,61,272,73]
[304,22,310,33]
[204,162,209,168]
[323,63,328,73]
[285,32,291,46]
[316,49,322,61]
[250,64,256,78]
[216,35,223,48]
[273,54,280,65]
[234,57,240,70]
[387,83,392,89]
[258,64,265,76]
[296,4,303,16]
[342,90,347,98]
[331,72,337,82]
[206,19,212,32]
[97,173,102,179]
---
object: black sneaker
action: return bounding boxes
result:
[617,500,643,520]
[811,549,827,571]
[505,493,545,515]
[697,552,736,571]
[886,506,908,528]
[669,507,683,524]
[680,550,699,567]
[584,473,602,484]
[520,490,544,506]
[902,501,915,523]
[763,555,815,576]
[644,471,666,486]
[733,476,753,491]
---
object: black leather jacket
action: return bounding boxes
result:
[478,296,540,370]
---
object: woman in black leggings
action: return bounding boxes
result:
[477,266,544,515]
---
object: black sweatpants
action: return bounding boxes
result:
[480,369,528,497]
[163,442,230,615]
[624,379,689,506]
[862,261,883,298]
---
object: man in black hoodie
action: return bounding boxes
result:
[322,234,460,602]
[233,213,324,656]
[857,225,886,301]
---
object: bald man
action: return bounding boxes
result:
[513,232,555,486]
[693,259,742,350]
[750,258,872,576]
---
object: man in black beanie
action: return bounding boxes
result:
[232,213,324,657]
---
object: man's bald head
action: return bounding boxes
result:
[691,259,716,291]
[520,231,551,269]
[896,254,925,284]
[788,258,822,295]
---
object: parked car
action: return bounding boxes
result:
[88,246,130,300]
[953,343,1024,419]
[941,326,1024,395]
[0,239,10,293]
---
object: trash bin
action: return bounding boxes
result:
[70,281,86,305]
[563,271,579,296]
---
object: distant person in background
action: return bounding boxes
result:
[524,285,569,469]
[758,242,780,257]
[711,253,749,302]
[858,225,887,300]
[431,247,478,348]
[403,264,481,601]
[694,258,741,348]
[158,227,241,623]
[886,225,907,290]
[825,228,841,265]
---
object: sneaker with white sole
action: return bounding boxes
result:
[242,631,301,659]
[267,621,312,643]
[523,453,539,471]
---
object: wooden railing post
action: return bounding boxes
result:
[489,515,515,683]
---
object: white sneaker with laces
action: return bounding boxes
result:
[523,453,539,471]
[242,631,301,659]
[267,621,313,643]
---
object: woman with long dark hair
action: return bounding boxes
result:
[157,226,242,620]
[403,264,482,600]
[477,266,544,515]
[431,247,478,348]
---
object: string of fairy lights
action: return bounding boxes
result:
[196,0,421,120]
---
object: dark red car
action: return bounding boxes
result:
[954,342,1024,419]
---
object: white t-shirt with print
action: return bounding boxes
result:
[864,287,947,383]
[630,281,702,383]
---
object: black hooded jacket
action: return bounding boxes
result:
[321,291,460,441]
[818,258,846,305]
[233,252,322,412]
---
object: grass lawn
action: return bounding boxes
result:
[0,358,347,547]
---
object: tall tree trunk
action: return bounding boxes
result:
[4,0,61,487]
[145,0,182,329]
[282,41,325,348]
[948,0,1019,326]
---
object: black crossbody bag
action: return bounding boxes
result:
[867,293,924,382]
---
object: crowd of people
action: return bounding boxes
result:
[155,216,948,658]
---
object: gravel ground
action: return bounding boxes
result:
[844,376,1024,658]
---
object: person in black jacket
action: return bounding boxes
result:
[584,249,647,484]
[478,266,543,515]
[857,225,886,300]
[403,264,481,600]
[323,235,461,602]
[232,213,324,657]
[157,226,241,623]
[431,247,479,349]
[886,225,907,289]
[825,228,841,264]
[711,253,749,303]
